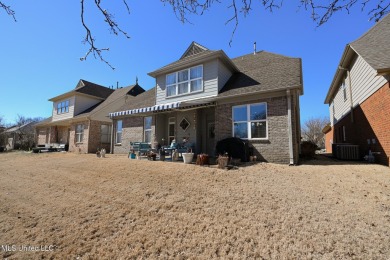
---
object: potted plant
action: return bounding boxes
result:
[182,148,194,164]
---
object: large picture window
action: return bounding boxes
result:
[57,100,69,115]
[76,124,84,143]
[101,124,110,144]
[232,103,267,139]
[116,120,122,144]
[166,65,203,97]
[144,117,152,143]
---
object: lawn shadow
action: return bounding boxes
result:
[299,154,370,166]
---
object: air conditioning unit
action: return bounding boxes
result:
[333,144,360,160]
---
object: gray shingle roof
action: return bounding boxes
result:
[219,51,303,97]
[116,87,156,112]
[74,84,145,118]
[148,50,218,77]
[350,14,390,71]
[49,79,114,101]
[74,79,114,99]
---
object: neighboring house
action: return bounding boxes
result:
[109,42,303,164]
[35,79,145,153]
[324,14,390,166]
[3,121,36,150]
[322,123,333,153]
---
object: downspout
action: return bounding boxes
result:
[347,70,354,123]
[286,90,294,165]
[110,118,114,154]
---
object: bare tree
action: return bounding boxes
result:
[79,0,131,70]
[1,0,389,67]
[0,115,6,148]
[302,116,329,149]
[7,115,43,150]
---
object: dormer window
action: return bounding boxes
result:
[57,100,69,114]
[166,65,203,97]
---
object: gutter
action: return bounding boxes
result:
[324,45,354,104]
[215,85,303,101]
[148,51,239,77]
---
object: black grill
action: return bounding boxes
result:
[215,137,251,162]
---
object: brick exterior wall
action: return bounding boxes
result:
[68,121,89,154]
[215,95,296,164]
[87,120,111,153]
[49,127,56,143]
[324,127,334,153]
[113,116,156,154]
[332,82,390,166]
[57,126,69,144]
[36,127,49,145]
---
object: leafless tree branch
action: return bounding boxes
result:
[79,0,131,70]
[0,1,16,21]
[1,0,389,68]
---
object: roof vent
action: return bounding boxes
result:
[254,42,256,55]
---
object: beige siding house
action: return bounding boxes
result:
[35,79,145,153]
[324,14,390,165]
[110,42,303,164]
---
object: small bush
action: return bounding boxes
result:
[301,141,318,158]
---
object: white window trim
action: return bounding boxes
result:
[57,100,70,115]
[116,120,122,144]
[232,102,268,140]
[166,65,203,98]
[75,124,84,143]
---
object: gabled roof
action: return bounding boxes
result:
[73,84,145,119]
[33,117,52,127]
[350,14,390,73]
[115,87,156,113]
[148,42,239,77]
[49,79,114,101]
[180,42,209,59]
[5,121,36,133]
[219,51,303,97]
[325,14,390,104]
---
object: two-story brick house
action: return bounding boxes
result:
[35,79,144,153]
[324,14,390,166]
[109,42,303,164]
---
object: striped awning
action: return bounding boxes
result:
[109,101,181,118]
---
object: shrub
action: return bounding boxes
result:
[301,141,318,158]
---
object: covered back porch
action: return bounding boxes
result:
[154,105,216,157]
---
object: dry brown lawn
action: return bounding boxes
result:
[0,152,390,259]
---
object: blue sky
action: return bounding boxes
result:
[0,1,377,124]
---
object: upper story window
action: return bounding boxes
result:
[57,100,69,115]
[341,80,347,101]
[166,65,203,97]
[232,103,268,140]
[331,101,335,116]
